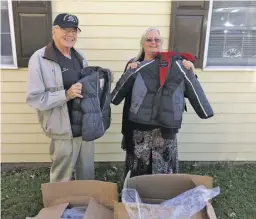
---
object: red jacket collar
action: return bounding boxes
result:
[155,51,196,63]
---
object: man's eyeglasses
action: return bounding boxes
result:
[146,38,161,43]
[55,26,80,35]
[61,28,80,34]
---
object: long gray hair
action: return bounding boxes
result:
[134,27,164,61]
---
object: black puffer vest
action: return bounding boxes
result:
[71,66,112,141]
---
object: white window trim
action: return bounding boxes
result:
[203,0,256,71]
[1,0,18,69]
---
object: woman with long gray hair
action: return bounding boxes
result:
[116,27,195,177]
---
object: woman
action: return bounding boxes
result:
[115,27,195,177]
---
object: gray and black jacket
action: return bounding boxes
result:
[111,56,213,132]
[72,66,112,141]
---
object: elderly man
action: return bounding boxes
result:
[26,13,94,182]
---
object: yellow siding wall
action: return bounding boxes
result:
[1,0,256,162]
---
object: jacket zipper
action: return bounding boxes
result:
[96,73,105,134]
[156,58,176,127]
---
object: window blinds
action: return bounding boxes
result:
[206,1,256,67]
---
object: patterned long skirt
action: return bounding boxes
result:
[125,128,179,177]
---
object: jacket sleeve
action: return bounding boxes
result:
[184,74,198,99]
[175,60,214,119]
[111,67,137,105]
[26,52,68,111]
[111,58,136,105]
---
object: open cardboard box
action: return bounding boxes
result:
[26,174,218,219]
[114,174,218,219]
[25,180,118,219]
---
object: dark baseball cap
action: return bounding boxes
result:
[53,13,81,31]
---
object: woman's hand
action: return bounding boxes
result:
[182,59,195,72]
[127,61,140,70]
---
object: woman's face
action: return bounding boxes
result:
[143,30,162,56]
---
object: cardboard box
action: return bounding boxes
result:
[26,180,118,219]
[114,174,218,219]
[26,174,218,219]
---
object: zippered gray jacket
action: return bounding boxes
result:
[111,57,214,130]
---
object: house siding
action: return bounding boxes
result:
[1,0,256,162]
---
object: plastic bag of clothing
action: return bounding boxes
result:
[122,185,220,219]
[122,188,178,219]
[161,185,220,218]
[61,206,87,219]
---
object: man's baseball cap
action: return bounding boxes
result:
[53,13,81,31]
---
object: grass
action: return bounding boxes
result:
[1,162,256,219]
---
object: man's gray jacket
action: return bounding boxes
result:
[26,41,112,141]
[26,41,85,140]
[111,57,214,130]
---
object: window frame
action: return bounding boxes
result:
[1,0,18,69]
[203,0,256,71]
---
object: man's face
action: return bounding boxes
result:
[53,26,79,48]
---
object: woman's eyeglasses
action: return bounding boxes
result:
[146,38,161,43]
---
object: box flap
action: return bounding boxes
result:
[206,202,218,219]
[84,199,114,219]
[41,180,118,209]
[47,195,93,207]
[191,209,209,219]
[188,174,213,189]
[114,202,215,219]
[114,202,130,219]
[26,203,69,219]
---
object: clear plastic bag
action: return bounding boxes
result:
[122,188,181,219]
[61,206,87,219]
[161,185,220,219]
[122,185,220,219]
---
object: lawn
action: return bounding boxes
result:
[1,162,256,219]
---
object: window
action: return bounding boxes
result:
[1,0,17,68]
[169,0,256,70]
[204,0,256,69]
[0,1,52,69]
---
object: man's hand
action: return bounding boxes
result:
[66,82,83,100]
[183,59,195,72]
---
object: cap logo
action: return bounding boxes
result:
[63,14,77,23]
